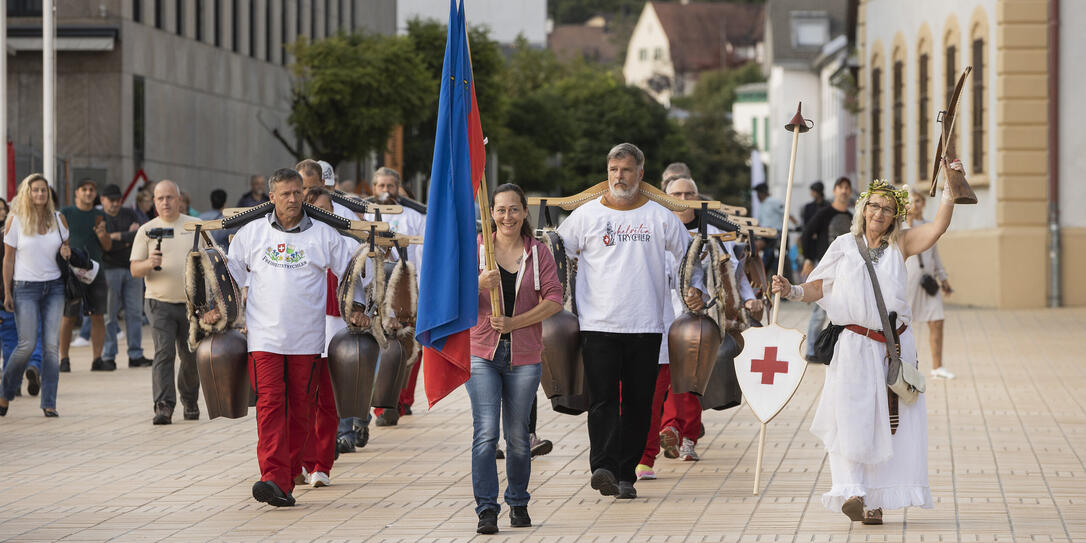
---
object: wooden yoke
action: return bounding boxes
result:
[186,202,392,234]
[526,181,728,212]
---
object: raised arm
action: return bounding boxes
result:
[902,159,961,258]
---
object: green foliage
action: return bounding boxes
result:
[401,19,507,182]
[287,33,430,168]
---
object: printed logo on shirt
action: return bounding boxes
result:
[262,243,308,269]
[600,221,652,246]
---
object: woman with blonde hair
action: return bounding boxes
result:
[0,174,70,417]
[770,159,967,525]
[905,186,954,379]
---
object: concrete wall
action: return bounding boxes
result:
[397,0,545,45]
[817,57,856,185]
[1058,0,1086,306]
[121,20,296,207]
[733,101,769,153]
[623,3,674,107]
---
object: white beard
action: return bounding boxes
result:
[608,183,638,201]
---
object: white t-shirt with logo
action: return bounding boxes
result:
[557,197,690,334]
[227,215,364,355]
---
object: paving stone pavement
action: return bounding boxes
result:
[0,304,1083,542]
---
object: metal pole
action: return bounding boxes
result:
[0,4,7,197]
[43,0,56,186]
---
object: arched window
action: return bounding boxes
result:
[969,9,988,174]
[871,65,883,180]
[943,18,961,159]
[892,43,905,184]
[917,26,933,182]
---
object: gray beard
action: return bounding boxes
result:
[609,184,638,201]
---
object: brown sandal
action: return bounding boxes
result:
[841,496,865,521]
[862,508,883,525]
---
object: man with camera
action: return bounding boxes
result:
[131,180,203,425]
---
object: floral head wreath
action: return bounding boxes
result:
[859,179,910,219]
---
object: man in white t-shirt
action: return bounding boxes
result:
[362,166,426,429]
[203,168,368,507]
[556,143,703,500]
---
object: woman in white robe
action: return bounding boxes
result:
[768,163,967,525]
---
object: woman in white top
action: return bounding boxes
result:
[769,161,966,525]
[905,186,954,379]
[0,174,71,417]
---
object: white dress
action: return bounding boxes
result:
[903,219,947,323]
[807,234,933,512]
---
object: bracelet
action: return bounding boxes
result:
[785,284,804,301]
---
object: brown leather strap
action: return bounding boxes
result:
[888,386,899,435]
[844,323,908,344]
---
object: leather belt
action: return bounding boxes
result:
[845,323,907,343]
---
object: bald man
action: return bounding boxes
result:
[131,180,206,425]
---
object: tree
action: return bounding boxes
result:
[401,19,507,182]
[286,33,430,168]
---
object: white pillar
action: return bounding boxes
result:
[43,0,56,186]
[1,4,7,197]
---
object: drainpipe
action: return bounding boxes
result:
[1047,0,1061,307]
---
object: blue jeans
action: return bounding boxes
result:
[806,303,827,356]
[2,279,64,408]
[103,267,144,361]
[1,311,43,379]
[465,340,541,514]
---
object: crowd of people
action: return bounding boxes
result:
[0,142,966,534]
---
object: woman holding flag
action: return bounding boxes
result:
[468,184,562,534]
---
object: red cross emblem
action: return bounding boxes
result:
[751,346,789,385]
[277,243,285,253]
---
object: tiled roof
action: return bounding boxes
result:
[651,1,765,73]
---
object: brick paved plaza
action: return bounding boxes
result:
[0,305,1083,542]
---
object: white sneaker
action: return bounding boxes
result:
[309,471,330,487]
[679,438,699,461]
[70,337,90,348]
[931,367,956,380]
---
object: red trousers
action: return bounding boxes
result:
[302,357,338,475]
[374,362,422,416]
[249,351,320,494]
[640,365,702,466]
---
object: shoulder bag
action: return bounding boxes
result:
[918,252,940,296]
[854,235,925,404]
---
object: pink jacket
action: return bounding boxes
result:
[470,234,564,365]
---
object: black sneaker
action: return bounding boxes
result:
[183,406,200,420]
[337,436,356,454]
[617,481,637,499]
[91,358,115,372]
[152,403,172,425]
[529,434,553,457]
[355,426,370,448]
[25,366,41,396]
[104,359,117,371]
[402,405,412,416]
[495,448,505,459]
[252,480,295,507]
[59,358,70,372]
[374,409,399,427]
[129,356,153,368]
[590,468,619,497]
[476,508,499,534]
[510,505,531,527]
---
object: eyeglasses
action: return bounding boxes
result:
[865,202,897,217]
[667,191,697,199]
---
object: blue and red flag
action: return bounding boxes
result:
[415,0,486,408]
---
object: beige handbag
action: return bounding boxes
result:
[855,236,925,405]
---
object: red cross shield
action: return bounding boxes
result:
[735,324,807,423]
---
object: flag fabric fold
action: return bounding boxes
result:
[415,0,487,408]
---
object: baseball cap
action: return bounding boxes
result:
[76,178,97,190]
[101,184,123,199]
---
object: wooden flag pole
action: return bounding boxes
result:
[477,174,501,314]
[753,422,768,495]
[770,102,810,327]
